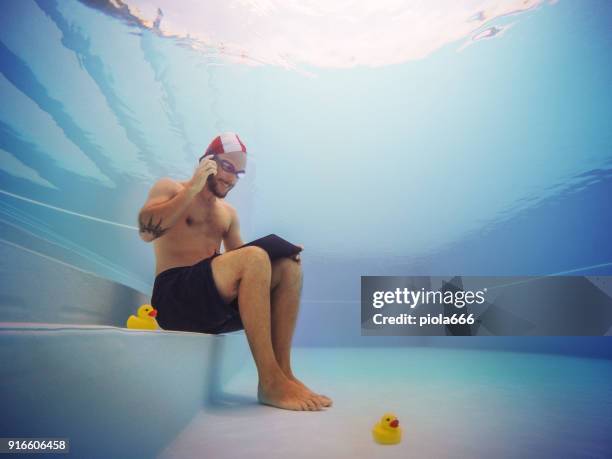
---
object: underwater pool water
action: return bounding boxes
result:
[1,2,611,457]
[0,0,611,296]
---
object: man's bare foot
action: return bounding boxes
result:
[257,377,324,411]
[287,375,333,407]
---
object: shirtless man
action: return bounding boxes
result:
[137,132,331,411]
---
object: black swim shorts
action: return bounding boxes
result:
[151,253,243,334]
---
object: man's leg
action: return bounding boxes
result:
[211,246,322,411]
[270,258,332,406]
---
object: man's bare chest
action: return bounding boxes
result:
[182,204,230,238]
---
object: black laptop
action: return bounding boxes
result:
[240,234,302,260]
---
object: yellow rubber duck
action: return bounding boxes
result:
[372,413,402,445]
[126,304,160,330]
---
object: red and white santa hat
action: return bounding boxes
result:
[201,132,247,159]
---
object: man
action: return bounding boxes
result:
[138,132,331,411]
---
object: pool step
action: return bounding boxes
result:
[0,322,250,459]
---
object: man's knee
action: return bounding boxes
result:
[211,247,271,303]
[239,246,271,272]
[272,257,303,287]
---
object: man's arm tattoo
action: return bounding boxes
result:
[139,214,168,238]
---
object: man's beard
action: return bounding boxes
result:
[208,175,232,198]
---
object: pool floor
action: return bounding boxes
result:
[158,347,612,458]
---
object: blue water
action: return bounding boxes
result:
[1,2,612,457]
[0,1,611,337]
